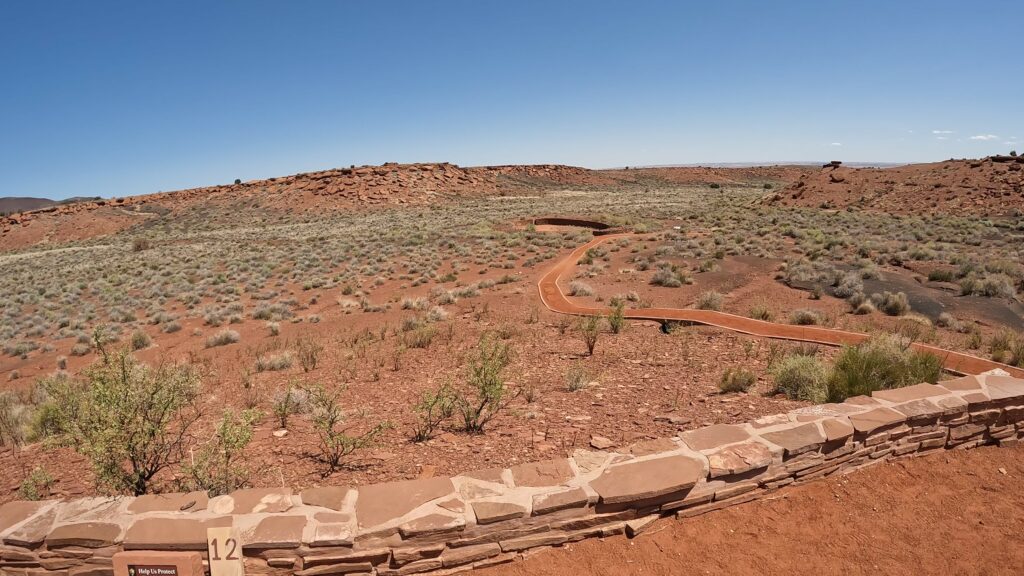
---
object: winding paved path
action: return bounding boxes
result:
[538,230,1024,378]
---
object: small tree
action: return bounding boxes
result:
[578,316,601,356]
[38,349,201,495]
[182,409,261,495]
[307,385,390,476]
[458,337,516,433]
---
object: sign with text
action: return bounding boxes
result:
[113,552,201,576]
[207,526,245,576]
[128,566,178,576]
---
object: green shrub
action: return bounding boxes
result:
[411,382,457,442]
[18,467,55,501]
[458,337,515,433]
[826,334,941,402]
[607,301,626,334]
[308,384,390,476]
[402,324,437,349]
[872,291,910,316]
[771,355,828,403]
[181,409,260,495]
[927,269,955,282]
[578,316,601,356]
[130,329,152,351]
[718,368,756,393]
[748,304,773,321]
[695,291,723,311]
[36,349,201,495]
[271,386,307,428]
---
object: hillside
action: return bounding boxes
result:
[0,162,805,250]
[766,155,1024,215]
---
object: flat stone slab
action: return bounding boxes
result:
[939,375,983,391]
[3,506,57,547]
[680,424,749,451]
[590,454,706,505]
[397,513,465,538]
[128,491,208,514]
[472,502,528,525]
[872,383,948,403]
[985,376,1024,401]
[821,417,854,441]
[244,515,307,549]
[356,477,455,530]
[0,501,51,535]
[46,522,122,548]
[760,423,826,457]
[509,459,575,488]
[310,512,354,547]
[706,441,772,477]
[847,407,906,434]
[124,517,232,550]
[226,487,293,514]
[894,399,944,420]
[301,486,352,511]
[531,488,590,515]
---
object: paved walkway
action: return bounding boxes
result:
[538,231,1024,378]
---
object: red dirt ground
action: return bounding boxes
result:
[770,156,1024,216]
[482,444,1024,576]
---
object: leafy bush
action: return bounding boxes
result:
[308,384,390,476]
[181,409,260,495]
[771,355,828,403]
[411,382,457,442]
[826,334,941,402]
[458,337,515,433]
[18,467,55,501]
[695,291,723,311]
[718,368,756,393]
[37,349,201,495]
[271,386,307,428]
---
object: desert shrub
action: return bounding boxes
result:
[402,324,436,349]
[789,308,822,326]
[18,467,55,501]
[832,271,863,299]
[748,304,773,321]
[959,274,1016,299]
[578,316,601,356]
[36,349,201,495]
[565,364,592,392]
[132,238,152,252]
[0,391,32,447]
[928,269,955,282]
[651,267,689,287]
[271,386,308,429]
[206,329,240,348]
[826,334,941,402]
[411,382,457,442]
[936,312,962,331]
[162,321,182,334]
[267,322,280,336]
[607,301,626,334]
[695,291,723,311]
[771,355,828,403]
[296,336,323,373]
[401,297,428,311]
[569,281,594,297]
[256,351,293,372]
[872,291,910,316]
[130,329,152,351]
[308,384,390,476]
[181,409,260,495]
[457,337,515,433]
[718,367,756,393]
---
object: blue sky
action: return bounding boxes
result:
[1,1,1021,200]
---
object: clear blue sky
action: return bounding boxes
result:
[2,1,1021,200]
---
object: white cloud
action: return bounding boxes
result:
[830,142,842,147]
[932,130,955,134]
[969,134,999,141]
[935,136,949,141]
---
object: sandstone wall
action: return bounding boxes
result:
[2,373,1023,576]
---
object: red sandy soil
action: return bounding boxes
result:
[0,163,810,250]
[482,444,1024,576]
[770,156,1024,216]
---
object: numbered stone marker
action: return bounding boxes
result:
[113,551,203,576]
[207,526,245,576]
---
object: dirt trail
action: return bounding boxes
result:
[538,227,1024,378]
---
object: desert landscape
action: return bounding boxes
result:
[2,2,1023,574]
[1,155,1023,574]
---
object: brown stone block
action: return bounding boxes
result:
[498,532,567,553]
[300,487,352,512]
[439,543,501,568]
[508,459,575,488]
[47,523,121,549]
[123,516,232,551]
[848,407,906,434]
[355,477,454,530]
[531,488,590,516]
[873,383,948,403]
[680,424,749,451]
[471,502,527,525]
[243,515,306,550]
[590,454,705,505]
[226,487,293,514]
[821,418,854,442]
[760,423,826,457]
[127,492,208,514]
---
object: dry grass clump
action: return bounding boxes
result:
[695,291,723,311]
